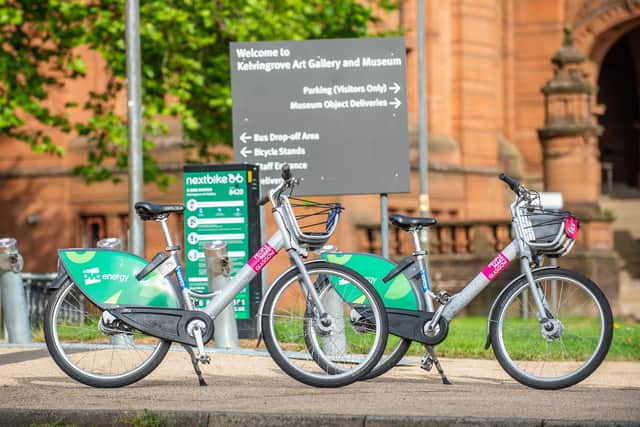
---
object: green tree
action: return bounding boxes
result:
[0,0,89,155]
[1,0,399,187]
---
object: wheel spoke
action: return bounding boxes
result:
[262,263,386,386]
[493,270,612,389]
[45,281,168,386]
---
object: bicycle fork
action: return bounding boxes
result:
[521,258,563,341]
[288,250,331,324]
[521,258,552,322]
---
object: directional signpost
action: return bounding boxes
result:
[230,37,410,197]
[183,164,261,338]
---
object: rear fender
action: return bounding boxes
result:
[321,252,423,311]
[57,249,180,309]
[47,270,70,292]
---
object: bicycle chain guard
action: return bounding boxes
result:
[107,307,214,347]
[386,309,449,346]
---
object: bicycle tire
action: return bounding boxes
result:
[261,261,388,387]
[44,279,171,388]
[490,268,613,390]
[303,279,412,380]
[305,278,412,381]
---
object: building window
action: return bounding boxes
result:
[80,215,106,248]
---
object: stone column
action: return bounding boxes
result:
[538,27,602,214]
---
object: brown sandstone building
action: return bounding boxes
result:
[1,0,639,316]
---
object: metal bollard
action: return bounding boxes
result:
[97,237,122,250]
[316,245,346,356]
[0,238,31,344]
[205,241,238,349]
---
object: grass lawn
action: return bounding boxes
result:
[402,316,640,361]
[32,316,640,361]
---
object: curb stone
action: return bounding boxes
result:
[1,409,638,427]
[365,417,543,427]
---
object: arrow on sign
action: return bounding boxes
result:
[390,82,401,94]
[240,132,252,144]
[390,98,402,109]
[240,146,253,158]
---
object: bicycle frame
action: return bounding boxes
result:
[403,193,559,332]
[167,179,331,322]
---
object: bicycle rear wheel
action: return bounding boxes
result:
[261,262,388,387]
[44,279,170,388]
[305,280,412,380]
[490,268,613,389]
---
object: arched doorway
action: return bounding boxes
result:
[597,26,640,191]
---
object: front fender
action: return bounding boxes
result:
[484,265,559,349]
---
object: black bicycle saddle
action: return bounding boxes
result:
[135,201,184,221]
[389,214,437,230]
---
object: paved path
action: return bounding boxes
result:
[0,345,638,426]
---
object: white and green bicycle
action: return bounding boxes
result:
[43,165,389,388]
[320,173,613,390]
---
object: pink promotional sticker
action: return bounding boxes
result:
[248,243,277,272]
[565,216,579,239]
[482,252,510,281]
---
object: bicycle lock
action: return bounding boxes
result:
[205,241,239,349]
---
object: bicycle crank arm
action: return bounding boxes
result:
[108,307,214,347]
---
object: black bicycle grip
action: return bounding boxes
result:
[499,173,521,193]
[281,164,291,182]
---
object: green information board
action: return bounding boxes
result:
[183,164,261,337]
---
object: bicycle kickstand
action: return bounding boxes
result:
[420,345,452,385]
[182,345,208,386]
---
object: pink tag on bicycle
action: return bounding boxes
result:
[565,216,579,239]
[482,252,510,281]
[248,242,277,272]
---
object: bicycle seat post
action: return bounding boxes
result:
[410,228,426,256]
[157,216,178,252]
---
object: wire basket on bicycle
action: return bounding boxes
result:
[280,196,344,249]
[514,192,579,257]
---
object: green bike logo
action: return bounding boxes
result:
[83,267,101,285]
[82,267,130,286]
[185,172,244,186]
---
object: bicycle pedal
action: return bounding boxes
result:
[199,355,211,364]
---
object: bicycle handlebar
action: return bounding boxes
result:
[259,164,296,207]
[499,173,522,195]
[281,164,292,183]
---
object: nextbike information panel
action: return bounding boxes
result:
[183,164,260,338]
[230,37,409,196]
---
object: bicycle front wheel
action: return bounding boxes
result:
[261,262,388,387]
[490,268,613,389]
[44,279,171,388]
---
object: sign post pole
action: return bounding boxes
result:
[380,194,389,258]
[125,0,144,256]
[417,0,430,250]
